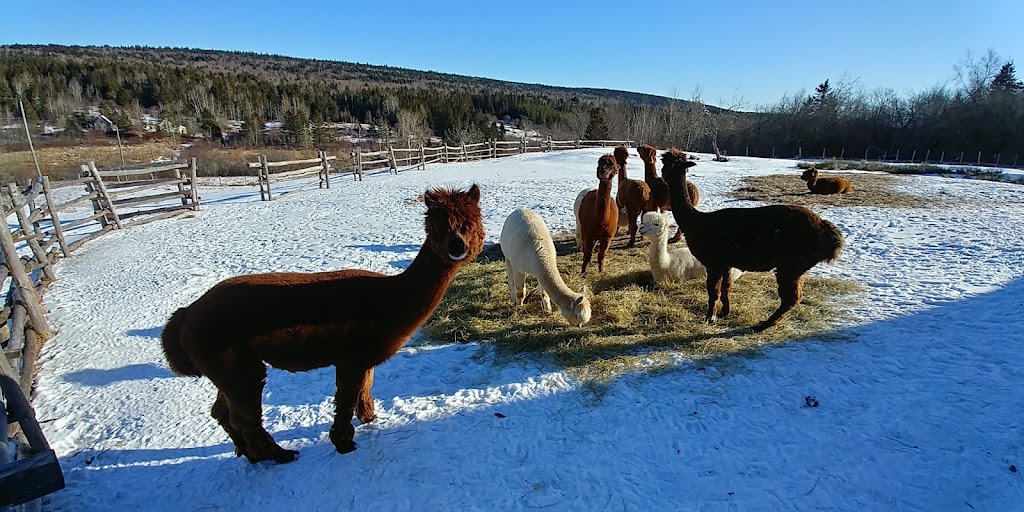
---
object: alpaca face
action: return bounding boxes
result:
[613,145,629,166]
[660,149,697,184]
[639,211,670,239]
[560,288,592,327]
[801,168,819,182]
[423,184,485,263]
[596,154,619,181]
[637,144,657,164]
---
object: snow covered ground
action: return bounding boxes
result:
[27,149,1024,511]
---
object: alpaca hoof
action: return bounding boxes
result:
[245,447,299,464]
[356,411,377,424]
[334,440,357,454]
[706,315,717,325]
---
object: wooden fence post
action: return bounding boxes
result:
[0,228,52,340]
[418,145,425,170]
[461,143,467,161]
[924,149,930,163]
[521,138,527,154]
[6,184,55,283]
[79,164,106,228]
[173,166,189,208]
[895,149,900,162]
[911,149,916,163]
[320,150,331,189]
[977,150,982,164]
[189,157,200,210]
[443,145,449,163]
[387,144,398,175]
[257,155,268,201]
[88,161,122,228]
[40,177,69,257]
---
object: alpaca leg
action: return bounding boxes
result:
[581,236,596,275]
[668,227,683,244]
[536,281,552,313]
[354,367,376,424]
[627,208,639,248]
[211,391,248,457]
[505,262,525,306]
[705,272,724,324]
[596,238,611,273]
[756,272,806,331]
[719,269,734,318]
[329,365,371,454]
[211,357,298,464]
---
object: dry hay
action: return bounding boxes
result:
[728,171,945,209]
[424,232,863,382]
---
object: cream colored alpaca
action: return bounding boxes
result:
[573,187,596,247]
[639,212,742,284]
[501,208,592,326]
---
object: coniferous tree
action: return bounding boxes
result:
[584,107,609,140]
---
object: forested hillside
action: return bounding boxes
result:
[2,45,1022,162]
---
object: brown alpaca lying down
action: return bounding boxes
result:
[161,185,485,464]
[801,167,854,194]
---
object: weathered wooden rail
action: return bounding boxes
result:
[247,151,335,200]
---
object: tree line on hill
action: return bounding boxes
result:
[1,45,1021,163]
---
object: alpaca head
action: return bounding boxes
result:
[596,154,619,181]
[638,211,672,240]
[660,148,698,184]
[559,286,592,327]
[613,145,629,167]
[637,144,657,165]
[423,184,485,264]
[801,167,819,182]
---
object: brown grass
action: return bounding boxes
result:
[728,172,945,209]
[0,141,354,182]
[424,232,863,382]
[0,141,178,182]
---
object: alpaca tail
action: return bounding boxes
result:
[161,308,202,377]
[819,220,845,264]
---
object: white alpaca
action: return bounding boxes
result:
[501,208,592,326]
[638,212,743,284]
[573,187,595,247]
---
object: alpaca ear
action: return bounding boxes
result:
[466,183,481,203]
[423,189,441,209]
[579,285,589,298]
[683,160,698,169]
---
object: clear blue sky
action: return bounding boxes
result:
[2,0,1021,107]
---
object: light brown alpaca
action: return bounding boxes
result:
[161,185,485,463]
[613,146,651,248]
[578,155,620,274]
[637,143,699,243]
[801,167,854,194]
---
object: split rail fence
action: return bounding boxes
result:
[0,158,202,509]
[249,139,634,200]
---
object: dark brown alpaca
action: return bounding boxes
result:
[613,146,651,247]
[661,149,845,330]
[578,155,620,274]
[801,167,854,194]
[637,143,699,243]
[160,185,485,463]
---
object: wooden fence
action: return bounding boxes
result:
[0,158,203,509]
[347,138,633,180]
[247,151,335,200]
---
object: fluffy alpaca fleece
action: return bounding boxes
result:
[662,149,845,330]
[161,185,485,463]
[801,167,854,194]
[574,187,597,247]
[501,208,591,326]
[639,212,742,284]
[578,155,620,274]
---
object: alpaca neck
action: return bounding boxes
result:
[617,162,629,183]
[533,263,578,308]
[391,244,460,329]
[648,231,671,267]
[597,178,614,208]
[643,160,658,181]
[667,171,699,227]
